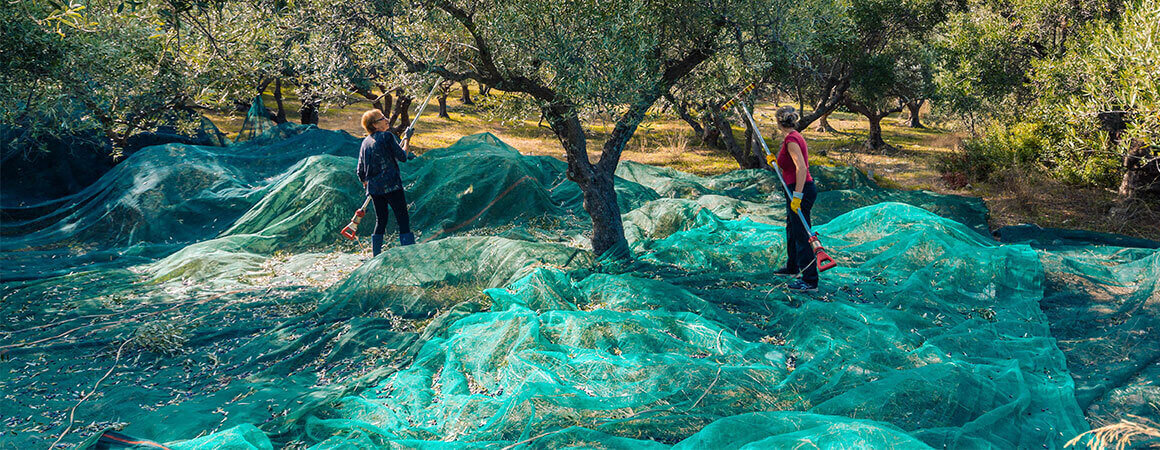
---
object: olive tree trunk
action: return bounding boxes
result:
[904,99,925,128]
[845,98,903,152]
[816,112,836,132]
[272,79,288,124]
[299,98,320,125]
[460,81,474,105]
[710,109,763,169]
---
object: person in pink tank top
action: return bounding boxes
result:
[765,106,819,291]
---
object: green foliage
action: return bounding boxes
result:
[932,0,1153,193]
[938,122,1048,185]
[1027,0,1158,188]
[665,0,845,128]
[844,0,950,109]
[387,0,735,119]
[0,1,190,151]
[931,0,1125,128]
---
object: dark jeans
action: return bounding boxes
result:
[371,189,411,235]
[784,181,818,285]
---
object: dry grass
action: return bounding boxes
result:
[205,88,1160,240]
[1065,416,1160,450]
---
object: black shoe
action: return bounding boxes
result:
[371,234,384,256]
[787,279,817,292]
[772,267,799,276]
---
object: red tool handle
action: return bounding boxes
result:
[338,207,366,240]
[809,235,838,272]
[339,224,358,240]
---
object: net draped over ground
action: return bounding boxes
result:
[2,126,1155,449]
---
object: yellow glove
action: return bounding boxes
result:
[766,152,775,166]
[790,192,803,213]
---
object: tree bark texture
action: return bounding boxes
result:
[437,94,450,118]
[541,104,629,259]
[1118,139,1159,199]
[299,99,320,125]
[272,79,287,124]
[844,98,902,152]
[796,76,850,132]
[904,99,925,128]
[387,91,412,133]
[581,170,629,260]
[711,109,762,169]
[460,82,474,105]
[1095,110,1160,200]
[353,87,391,127]
[664,92,703,139]
[816,112,836,132]
[867,114,886,150]
[701,111,721,148]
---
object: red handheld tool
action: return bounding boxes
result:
[340,196,372,240]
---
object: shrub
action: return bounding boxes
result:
[938,122,1046,186]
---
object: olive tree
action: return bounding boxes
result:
[658,0,844,169]
[931,0,1124,134]
[1031,0,1158,200]
[840,0,951,151]
[376,0,785,258]
[1,1,196,151]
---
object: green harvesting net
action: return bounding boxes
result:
[997,226,1160,427]
[236,96,276,142]
[2,128,1156,449]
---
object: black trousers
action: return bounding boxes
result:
[784,181,818,284]
[371,189,411,235]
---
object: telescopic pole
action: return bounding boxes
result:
[723,86,838,272]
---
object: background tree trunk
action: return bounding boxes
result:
[1118,139,1155,199]
[437,81,452,119]
[796,76,850,131]
[905,99,925,128]
[664,93,703,140]
[387,90,411,132]
[460,82,474,105]
[710,109,761,169]
[816,112,836,132]
[845,98,901,152]
[299,98,320,125]
[272,78,288,124]
[866,114,886,151]
[437,93,450,118]
[700,111,721,148]
[353,86,387,116]
[1096,110,1150,200]
[380,92,393,117]
[744,119,754,162]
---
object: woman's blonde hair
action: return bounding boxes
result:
[775,106,800,129]
[361,109,385,135]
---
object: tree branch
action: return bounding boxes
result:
[797,75,849,131]
[595,46,715,175]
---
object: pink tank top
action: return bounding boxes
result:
[776,130,813,185]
